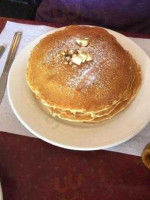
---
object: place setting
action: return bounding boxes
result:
[0,21,150,157]
[6,25,149,151]
[0,14,150,199]
[1,1,150,199]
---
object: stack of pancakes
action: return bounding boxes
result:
[26,25,141,123]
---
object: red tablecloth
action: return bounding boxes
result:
[0,17,150,200]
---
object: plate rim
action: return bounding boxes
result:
[7,25,150,151]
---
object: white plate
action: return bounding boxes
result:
[7,26,150,151]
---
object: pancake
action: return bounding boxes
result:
[47,62,141,122]
[47,59,141,122]
[26,25,141,123]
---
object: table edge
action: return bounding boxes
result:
[1,17,150,39]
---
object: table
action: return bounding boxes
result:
[0,17,150,200]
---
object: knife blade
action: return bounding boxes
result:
[0,46,5,58]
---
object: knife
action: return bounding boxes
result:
[0,32,22,104]
[0,46,5,58]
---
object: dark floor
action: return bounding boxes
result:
[0,0,42,20]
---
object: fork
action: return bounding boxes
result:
[0,32,22,104]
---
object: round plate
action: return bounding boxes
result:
[7,26,150,151]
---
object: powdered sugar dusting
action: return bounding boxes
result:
[38,27,129,94]
[65,39,115,91]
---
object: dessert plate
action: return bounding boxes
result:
[7,26,150,150]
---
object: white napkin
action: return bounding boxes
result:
[0,21,150,156]
[0,22,54,137]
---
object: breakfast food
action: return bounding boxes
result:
[26,25,141,123]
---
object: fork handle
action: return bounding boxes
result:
[0,32,22,104]
[4,32,22,73]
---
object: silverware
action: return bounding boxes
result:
[0,46,5,58]
[0,180,3,200]
[0,32,22,104]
